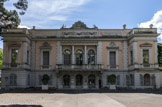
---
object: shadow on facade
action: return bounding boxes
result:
[0,105,43,107]
[0,89,162,95]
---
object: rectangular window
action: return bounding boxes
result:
[11,49,18,67]
[130,51,133,65]
[143,50,149,64]
[43,51,49,68]
[110,51,116,68]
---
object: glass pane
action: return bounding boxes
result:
[11,49,18,63]
[88,50,95,64]
[43,51,49,66]
[64,49,71,64]
[76,50,83,65]
[143,50,149,64]
[110,52,116,68]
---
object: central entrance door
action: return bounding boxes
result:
[88,74,95,88]
[76,74,83,88]
[63,75,70,88]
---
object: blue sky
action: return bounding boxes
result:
[1,0,162,48]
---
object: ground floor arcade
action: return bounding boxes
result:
[0,70,161,89]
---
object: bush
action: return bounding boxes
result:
[107,74,116,85]
[42,74,49,85]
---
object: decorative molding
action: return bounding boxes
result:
[140,43,152,47]
[8,44,21,48]
[40,42,51,49]
[62,31,97,36]
[70,21,88,29]
[107,42,119,49]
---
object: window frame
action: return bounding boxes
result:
[41,49,51,69]
[9,47,20,67]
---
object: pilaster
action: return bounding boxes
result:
[72,45,75,64]
[133,41,138,64]
[123,41,128,69]
[97,42,102,64]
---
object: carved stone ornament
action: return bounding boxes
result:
[109,42,116,47]
[42,42,50,47]
[70,21,88,29]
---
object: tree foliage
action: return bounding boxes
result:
[0,0,28,28]
[0,49,2,69]
[158,43,162,66]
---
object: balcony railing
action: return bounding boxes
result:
[128,63,159,70]
[40,65,52,70]
[107,65,119,69]
[56,64,104,70]
[132,28,157,34]
[2,63,30,70]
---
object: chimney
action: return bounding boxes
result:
[33,26,36,29]
[123,24,126,29]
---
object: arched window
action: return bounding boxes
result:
[63,75,70,87]
[88,49,95,64]
[10,74,17,86]
[144,74,150,86]
[64,49,71,65]
[76,49,83,65]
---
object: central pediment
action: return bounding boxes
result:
[61,21,98,30]
[71,21,88,29]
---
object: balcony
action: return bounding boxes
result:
[107,65,119,70]
[40,65,52,70]
[128,63,159,70]
[2,63,31,70]
[56,64,104,71]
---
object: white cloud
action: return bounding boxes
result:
[138,10,162,42]
[4,0,91,28]
[18,25,30,29]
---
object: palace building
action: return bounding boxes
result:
[1,21,162,89]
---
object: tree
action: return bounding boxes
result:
[158,43,162,66]
[0,49,3,69]
[0,0,28,29]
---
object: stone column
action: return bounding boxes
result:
[154,42,158,64]
[72,45,75,64]
[84,45,87,64]
[2,41,7,68]
[95,76,99,89]
[123,41,128,70]
[83,75,88,89]
[23,41,28,64]
[60,45,62,64]
[56,41,62,64]
[31,41,36,70]
[70,75,75,89]
[97,42,102,64]
[133,41,138,64]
